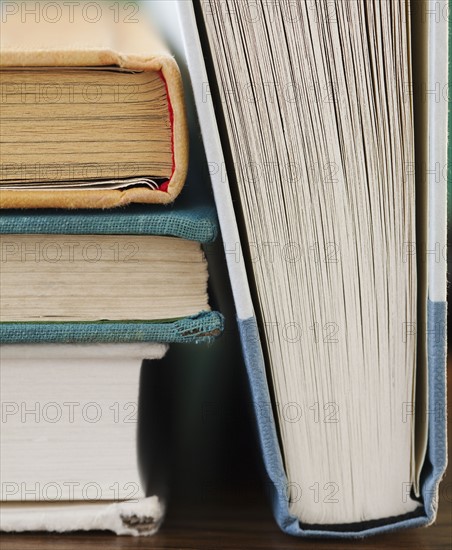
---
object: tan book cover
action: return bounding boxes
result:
[0,1,188,208]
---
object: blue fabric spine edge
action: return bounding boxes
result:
[0,205,219,244]
[237,299,447,538]
[0,311,224,346]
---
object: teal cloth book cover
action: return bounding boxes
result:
[0,201,224,345]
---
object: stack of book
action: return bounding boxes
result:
[0,0,448,541]
[0,2,223,536]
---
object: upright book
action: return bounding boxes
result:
[0,0,188,208]
[177,0,448,537]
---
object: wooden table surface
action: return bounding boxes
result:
[2,451,450,549]
[1,480,451,550]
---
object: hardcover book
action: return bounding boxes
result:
[177,0,448,537]
[0,342,169,536]
[0,0,188,208]
[0,202,224,344]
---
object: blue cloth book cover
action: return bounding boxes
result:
[0,202,224,345]
[179,0,449,538]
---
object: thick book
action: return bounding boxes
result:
[0,342,169,536]
[0,203,223,344]
[0,0,188,208]
[178,0,448,538]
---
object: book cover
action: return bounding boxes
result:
[0,0,188,208]
[0,202,224,344]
